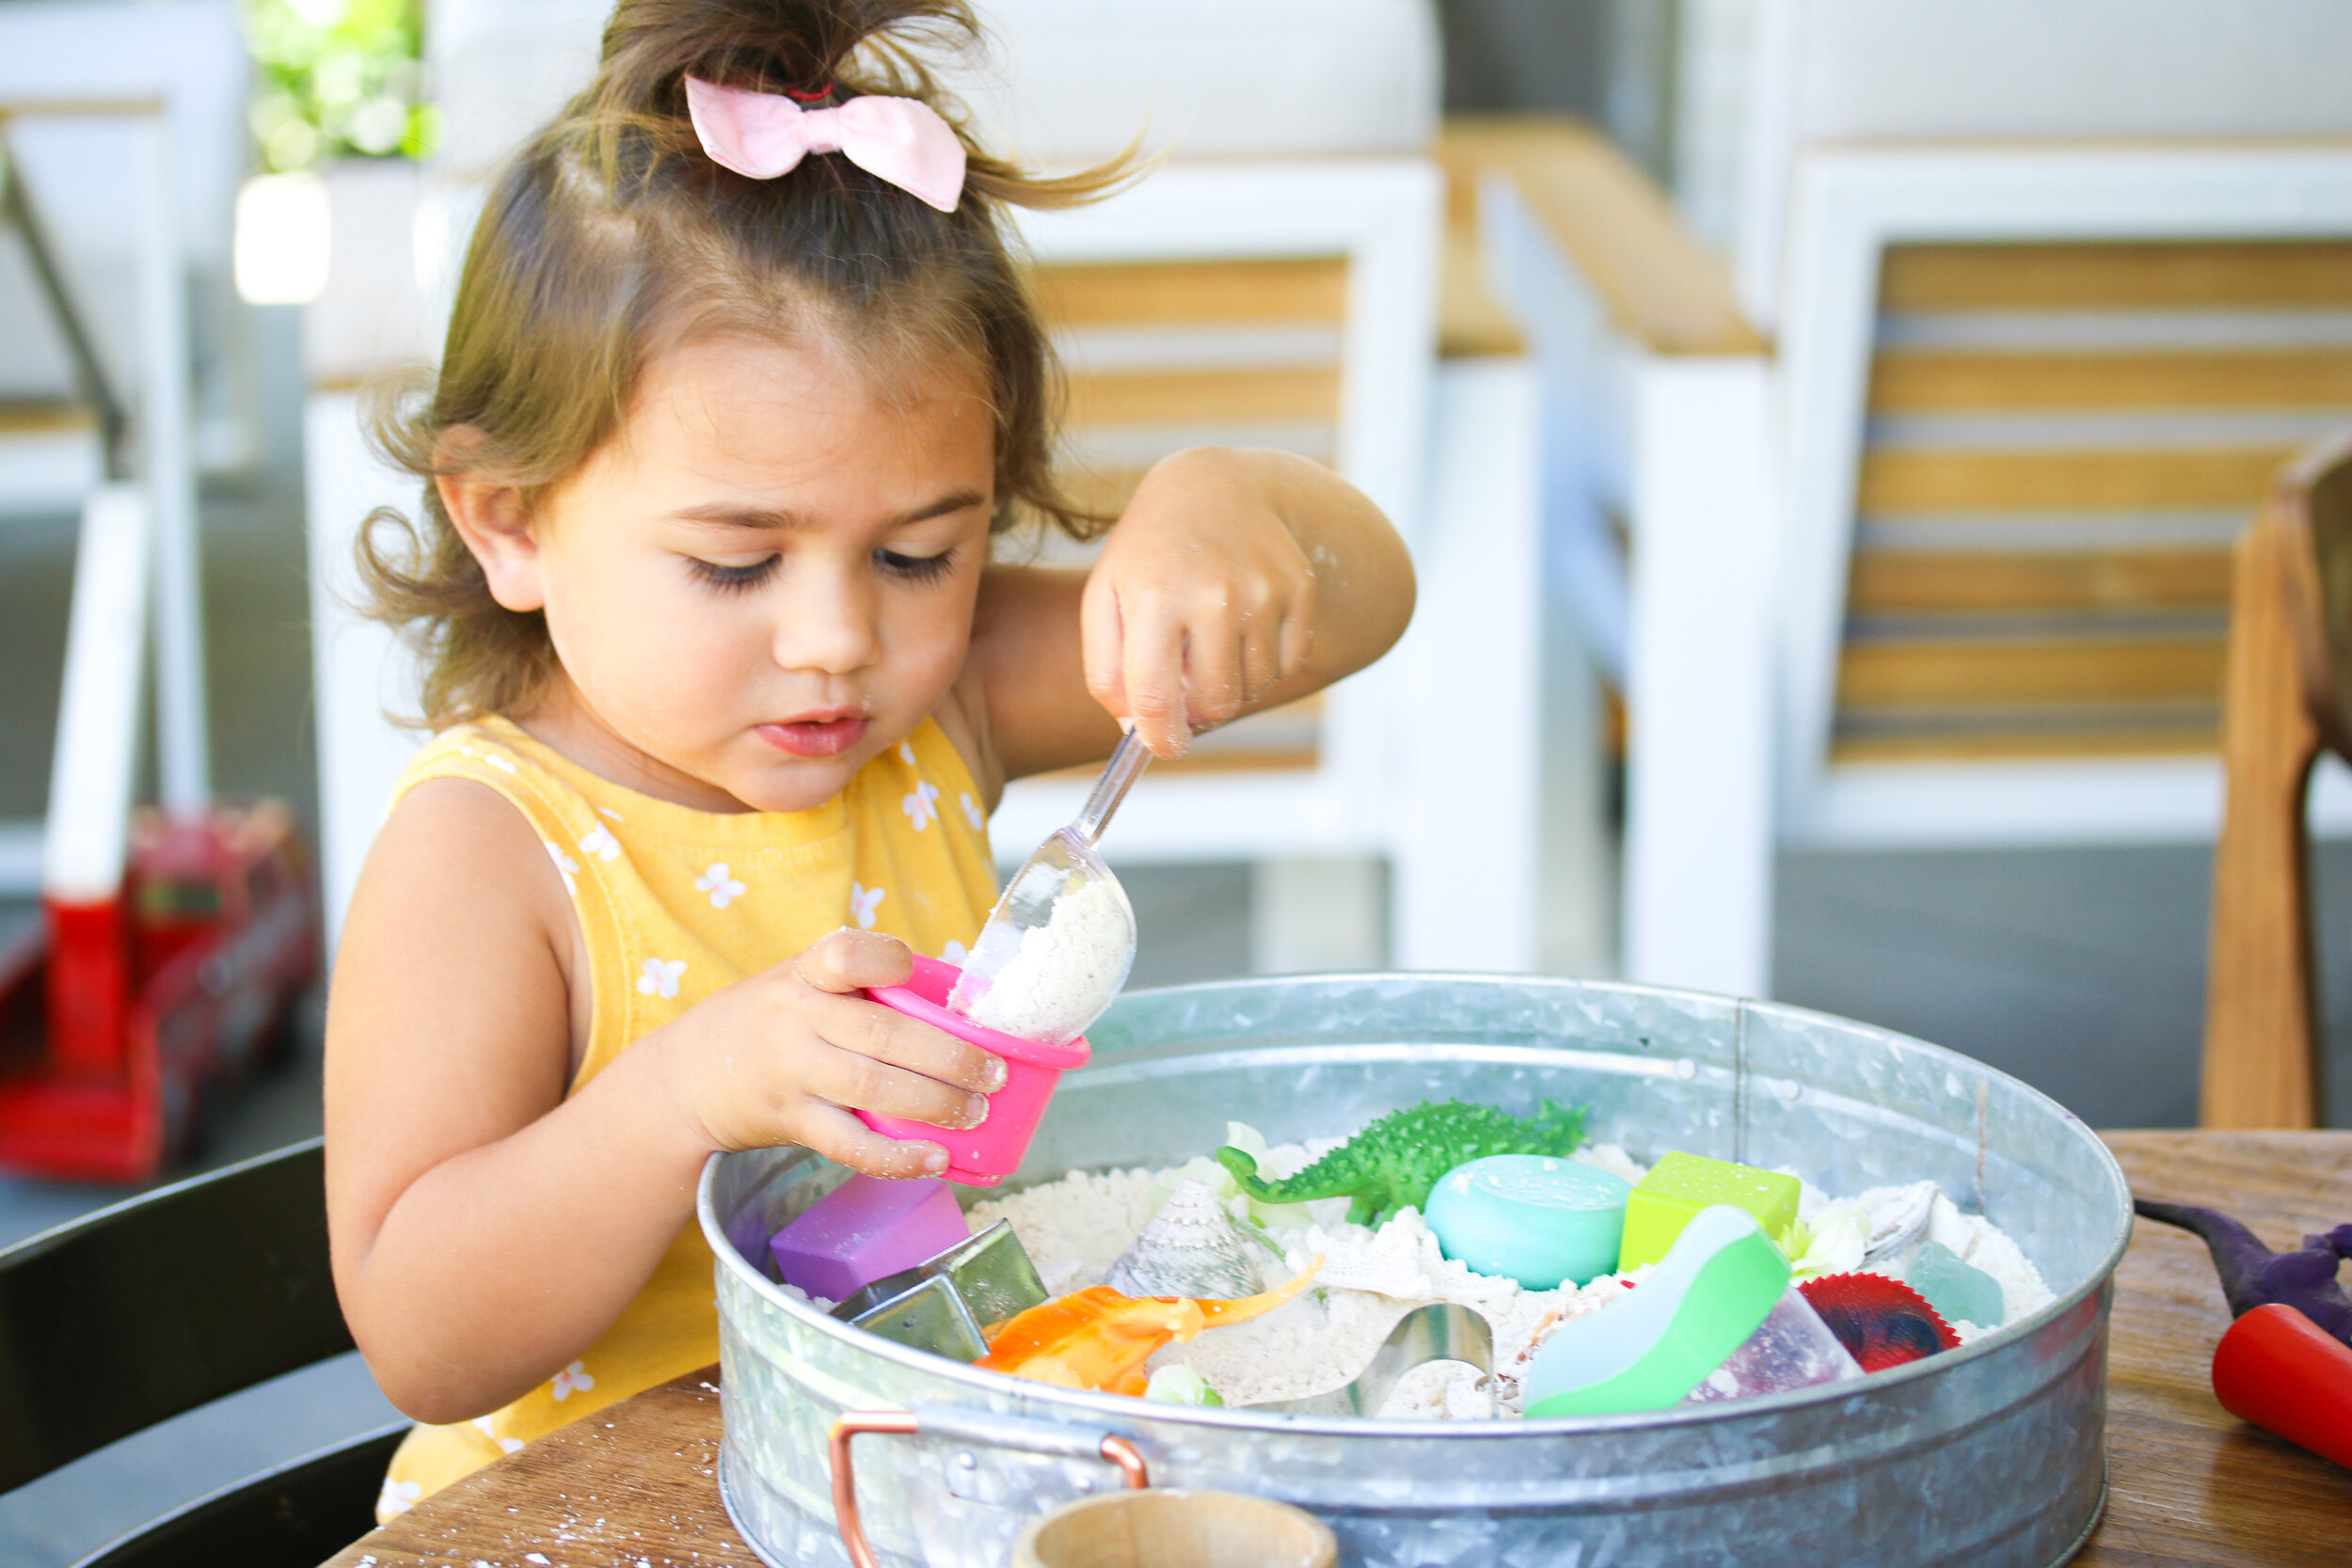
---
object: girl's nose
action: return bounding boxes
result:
[771,559,879,674]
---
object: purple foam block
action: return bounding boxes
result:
[769,1174,970,1303]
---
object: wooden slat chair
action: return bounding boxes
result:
[2202,432,2352,1129]
[0,1137,402,1565]
[1520,1,2352,998]
[1834,241,2352,768]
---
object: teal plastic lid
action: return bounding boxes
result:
[1425,1154,1629,1290]
[1521,1206,1792,1418]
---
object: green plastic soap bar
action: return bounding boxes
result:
[1618,1151,1802,1271]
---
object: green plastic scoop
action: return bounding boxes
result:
[1521,1204,1791,1418]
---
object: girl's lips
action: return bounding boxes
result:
[755,715,869,758]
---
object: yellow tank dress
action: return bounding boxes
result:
[373,713,997,1519]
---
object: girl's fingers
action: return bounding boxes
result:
[792,1102,950,1179]
[1237,622,1281,709]
[805,988,1008,1096]
[806,1036,990,1128]
[1184,625,1248,730]
[1277,609,1314,683]
[1081,573,1128,716]
[794,927,914,994]
[1121,603,1192,757]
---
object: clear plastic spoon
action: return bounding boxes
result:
[945,728,1152,1045]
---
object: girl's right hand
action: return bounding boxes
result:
[654,927,1006,1178]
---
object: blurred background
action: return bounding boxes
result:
[5,0,2352,1558]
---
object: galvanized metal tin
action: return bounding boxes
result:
[699,974,2130,1568]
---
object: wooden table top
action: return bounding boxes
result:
[326,1130,2352,1568]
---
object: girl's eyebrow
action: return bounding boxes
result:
[670,489,988,531]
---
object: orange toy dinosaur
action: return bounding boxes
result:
[977,1258,1324,1395]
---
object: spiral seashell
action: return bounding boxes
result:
[1862,1180,1941,1266]
[1103,1180,1262,1300]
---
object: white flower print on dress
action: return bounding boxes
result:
[696,863,745,909]
[941,939,968,966]
[899,741,917,765]
[543,842,580,897]
[550,1360,595,1401]
[960,791,983,830]
[484,751,517,774]
[471,1415,525,1455]
[638,958,685,998]
[598,806,624,821]
[378,1477,421,1515]
[579,823,620,863]
[850,882,885,928]
[902,780,940,832]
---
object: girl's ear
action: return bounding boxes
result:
[435,428,545,613]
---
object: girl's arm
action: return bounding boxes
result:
[961,447,1414,786]
[325,779,1003,1422]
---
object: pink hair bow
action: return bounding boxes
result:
[683,76,965,213]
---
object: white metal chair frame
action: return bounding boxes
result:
[0,92,208,902]
[1462,156,1775,998]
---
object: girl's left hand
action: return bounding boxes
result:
[1080,448,1320,757]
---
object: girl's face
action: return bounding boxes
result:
[498,333,997,814]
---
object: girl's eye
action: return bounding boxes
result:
[688,555,780,593]
[876,546,953,583]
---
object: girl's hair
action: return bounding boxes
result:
[360,0,1126,726]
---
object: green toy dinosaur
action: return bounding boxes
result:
[1215,1099,1589,1227]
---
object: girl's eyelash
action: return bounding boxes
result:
[688,556,779,593]
[877,547,953,582]
[686,547,953,592]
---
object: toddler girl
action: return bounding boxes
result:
[326,0,1413,1513]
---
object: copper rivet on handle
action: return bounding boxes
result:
[1100,1434,1150,1489]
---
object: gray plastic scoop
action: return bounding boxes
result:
[946,729,1150,1045]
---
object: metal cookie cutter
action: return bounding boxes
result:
[1248,1303,1496,1417]
[829,1219,1047,1361]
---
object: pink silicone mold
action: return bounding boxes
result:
[855,955,1090,1186]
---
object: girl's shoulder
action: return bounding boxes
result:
[397,716,566,804]
[378,718,607,946]
[392,716,634,852]
[378,718,581,917]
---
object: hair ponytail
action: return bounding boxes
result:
[597,0,967,115]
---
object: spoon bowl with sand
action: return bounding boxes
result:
[945,728,1150,1046]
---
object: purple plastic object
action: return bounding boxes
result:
[768,1173,971,1303]
[857,955,1090,1186]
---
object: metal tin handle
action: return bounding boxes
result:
[830,1405,1149,1568]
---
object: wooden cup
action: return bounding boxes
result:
[1014,1488,1339,1568]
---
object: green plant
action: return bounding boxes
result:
[245,0,433,171]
